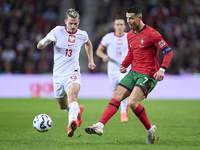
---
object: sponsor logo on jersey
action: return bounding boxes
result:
[139,38,145,47]
[158,40,165,48]
[68,35,76,43]
[117,39,122,45]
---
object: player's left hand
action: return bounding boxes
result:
[154,70,164,81]
[88,62,96,70]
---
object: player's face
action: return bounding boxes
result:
[126,12,140,30]
[114,19,126,33]
[64,17,80,33]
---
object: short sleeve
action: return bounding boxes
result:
[100,34,109,47]
[83,31,89,44]
[47,26,59,38]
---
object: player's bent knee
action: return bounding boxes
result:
[112,91,129,102]
[68,95,78,103]
[128,99,139,110]
[112,92,123,101]
[112,86,130,101]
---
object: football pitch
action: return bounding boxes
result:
[0,98,200,150]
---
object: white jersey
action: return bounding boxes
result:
[100,32,130,75]
[47,26,89,76]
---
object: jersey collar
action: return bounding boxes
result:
[132,24,146,34]
[114,32,124,37]
[65,27,78,34]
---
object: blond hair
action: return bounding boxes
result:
[65,8,80,19]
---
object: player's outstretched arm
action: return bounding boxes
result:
[85,39,96,70]
[96,44,109,62]
[37,35,56,50]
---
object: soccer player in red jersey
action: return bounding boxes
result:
[85,6,173,144]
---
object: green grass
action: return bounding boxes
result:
[0,98,200,150]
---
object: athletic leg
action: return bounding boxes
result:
[128,86,156,144]
[56,95,68,110]
[66,83,80,137]
[128,86,151,130]
[99,85,130,124]
[67,83,80,124]
[118,72,129,122]
[120,98,129,122]
[85,85,130,135]
[56,92,78,137]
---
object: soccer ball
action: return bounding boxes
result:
[33,114,52,132]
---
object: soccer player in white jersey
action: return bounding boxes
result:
[96,17,131,122]
[37,8,96,137]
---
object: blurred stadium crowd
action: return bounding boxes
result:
[0,0,61,74]
[0,0,200,74]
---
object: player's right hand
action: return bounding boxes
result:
[119,65,127,73]
[88,62,96,70]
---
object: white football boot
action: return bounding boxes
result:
[146,125,157,144]
[85,124,103,136]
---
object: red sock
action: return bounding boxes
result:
[99,98,120,125]
[132,104,151,130]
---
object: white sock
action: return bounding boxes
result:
[68,101,80,127]
[120,98,128,113]
[146,125,153,133]
[96,122,104,129]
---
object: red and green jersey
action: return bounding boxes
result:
[121,25,173,78]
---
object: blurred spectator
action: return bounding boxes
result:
[1,36,16,72]
[73,0,84,18]
[12,52,25,73]
[37,48,52,73]
[0,0,61,74]
[43,7,57,20]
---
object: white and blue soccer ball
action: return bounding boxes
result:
[33,114,52,132]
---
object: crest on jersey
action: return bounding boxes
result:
[158,40,165,48]
[68,35,76,43]
[117,39,122,45]
[139,38,145,47]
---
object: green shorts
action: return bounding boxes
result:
[119,70,157,96]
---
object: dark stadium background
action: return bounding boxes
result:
[1,0,199,74]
